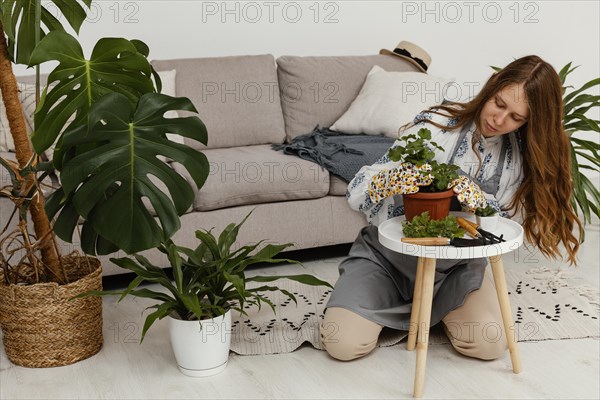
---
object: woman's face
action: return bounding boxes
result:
[480,83,530,138]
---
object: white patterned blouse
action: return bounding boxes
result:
[345,110,524,226]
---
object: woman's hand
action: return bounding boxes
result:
[451,176,488,211]
[368,163,433,203]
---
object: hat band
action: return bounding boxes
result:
[393,48,428,71]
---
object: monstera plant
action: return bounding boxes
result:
[0,0,208,368]
[33,32,209,256]
[1,1,208,274]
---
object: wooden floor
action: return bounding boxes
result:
[1,222,599,399]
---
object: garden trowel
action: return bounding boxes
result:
[456,217,506,243]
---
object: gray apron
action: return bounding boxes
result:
[326,123,508,330]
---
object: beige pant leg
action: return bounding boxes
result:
[441,267,508,360]
[320,307,383,361]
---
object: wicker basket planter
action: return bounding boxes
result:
[0,256,103,368]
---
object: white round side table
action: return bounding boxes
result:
[378,212,524,398]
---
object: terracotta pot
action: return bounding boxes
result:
[403,189,455,221]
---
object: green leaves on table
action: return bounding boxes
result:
[402,212,465,239]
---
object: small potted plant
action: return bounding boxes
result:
[388,128,459,221]
[475,204,498,231]
[82,210,332,377]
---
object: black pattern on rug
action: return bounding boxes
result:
[230,267,600,355]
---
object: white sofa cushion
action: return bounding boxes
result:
[330,66,452,137]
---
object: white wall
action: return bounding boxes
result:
[17,1,599,93]
[13,0,600,174]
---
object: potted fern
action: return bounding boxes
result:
[388,128,459,220]
[82,210,332,377]
[0,2,209,367]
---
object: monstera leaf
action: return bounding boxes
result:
[28,31,155,154]
[0,0,92,64]
[46,92,209,255]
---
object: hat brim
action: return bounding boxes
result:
[379,49,427,73]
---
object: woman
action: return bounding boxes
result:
[320,55,583,362]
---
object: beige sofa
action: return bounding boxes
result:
[1,54,421,276]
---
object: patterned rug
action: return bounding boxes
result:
[230,267,600,355]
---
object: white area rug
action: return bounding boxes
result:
[230,267,600,355]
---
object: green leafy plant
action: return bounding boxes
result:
[0,0,92,65]
[31,31,210,256]
[388,128,459,192]
[560,63,600,224]
[475,205,497,217]
[389,128,443,166]
[81,210,333,342]
[402,212,465,239]
[0,1,209,284]
[427,161,460,192]
[492,62,600,224]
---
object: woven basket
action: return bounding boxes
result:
[0,256,103,368]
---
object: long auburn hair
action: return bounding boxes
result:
[403,55,583,264]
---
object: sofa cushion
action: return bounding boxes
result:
[172,145,330,211]
[276,55,421,141]
[330,66,452,137]
[152,55,286,150]
[329,175,349,196]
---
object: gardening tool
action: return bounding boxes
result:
[401,237,487,247]
[456,217,506,244]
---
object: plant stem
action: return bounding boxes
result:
[0,20,65,284]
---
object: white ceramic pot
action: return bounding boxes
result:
[168,310,232,377]
[476,214,498,231]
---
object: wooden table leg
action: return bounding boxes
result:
[489,255,522,374]
[413,257,436,398]
[407,257,425,351]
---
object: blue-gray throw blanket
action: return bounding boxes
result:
[271,127,396,182]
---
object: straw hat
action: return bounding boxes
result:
[380,41,431,73]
